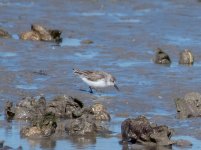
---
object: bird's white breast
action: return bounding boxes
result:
[82,78,107,88]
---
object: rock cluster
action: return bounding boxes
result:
[5,95,110,138]
[154,48,194,65]
[20,24,62,43]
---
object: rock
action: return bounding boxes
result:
[0,140,4,148]
[0,29,11,38]
[6,95,110,138]
[46,95,84,119]
[20,31,41,41]
[122,143,172,150]
[31,24,52,41]
[15,96,46,120]
[21,113,57,137]
[153,48,171,64]
[20,24,62,43]
[48,29,62,43]
[175,92,201,119]
[121,116,174,146]
[81,39,93,44]
[4,101,15,120]
[90,103,111,121]
[65,116,97,136]
[6,96,82,120]
[32,70,48,76]
[21,126,42,137]
[179,49,194,65]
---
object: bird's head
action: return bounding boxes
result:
[109,76,119,91]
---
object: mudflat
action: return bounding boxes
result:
[0,0,201,149]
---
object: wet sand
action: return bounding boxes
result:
[0,0,201,149]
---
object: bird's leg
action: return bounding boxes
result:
[89,86,93,93]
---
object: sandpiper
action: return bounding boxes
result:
[73,69,119,93]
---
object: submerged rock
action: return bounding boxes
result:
[0,28,11,38]
[32,70,48,76]
[121,116,174,146]
[175,92,201,119]
[5,95,110,138]
[153,48,171,64]
[81,39,93,44]
[179,49,194,65]
[20,126,42,138]
[174,139,192,147]
[20,24,62,43]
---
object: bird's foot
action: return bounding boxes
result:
[89,86,93,94]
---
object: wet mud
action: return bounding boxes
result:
[1,0,201,149]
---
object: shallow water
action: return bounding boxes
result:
[60,38,81,47]
[1,0,201,149]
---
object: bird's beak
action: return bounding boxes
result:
[114,84,120,91]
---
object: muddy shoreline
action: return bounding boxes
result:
[1,0,201,149]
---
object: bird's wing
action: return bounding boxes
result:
[83,71,105,81]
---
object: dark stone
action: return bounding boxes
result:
[48,29,62,43]
[121,116,174,146]
[154,48,171,64]
[0,140,4,148]
[4,101,15,120]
